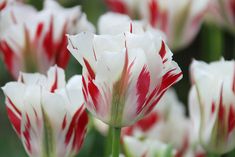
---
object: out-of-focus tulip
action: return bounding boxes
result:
[206,0,235,34]
[105,0,209,50]
[1,66,89,157]
[122,89,205,157]
[0,0,7,10]
[0,0,94,79]
[67,30,182,127]
[189,59,235,154]
[105,0,140,17]
[124,136,175,157]
[98,12,167,41]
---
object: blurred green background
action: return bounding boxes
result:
[0,0,234,157]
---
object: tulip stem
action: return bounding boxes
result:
[111,127,121,157]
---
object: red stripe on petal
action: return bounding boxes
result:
[7,97,22,116]
[211,102,215,115]
[0,0,6,10]
[55,24,70,68]
[36,23,44,38]
[136,112,159,131]
[43,16,54,60]
[23,114,32,153]
[159,41,166,60]
[228,105,235,134]
[6,106,21,136]
[50,67,58,93]
[105,0,128,14]
[130,22,133,33]
[83,58,95,80]
[149,0,159,27]
[136,66,150,114]
[88,80,100,112]
[0,41,15,76]
[62,114,67,130]
[72,109,88,152]
[159,69,182,94]
[65,106,88,153]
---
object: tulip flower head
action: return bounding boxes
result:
[0,0,94,79]
[123,136,175,157]
[105,0,210,50]
[2,66,89,157]
[207,0,235,33]
[67,29,182,127]
[189,59,235,154]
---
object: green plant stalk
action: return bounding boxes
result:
[111,127,121,157]
[202,24,224,62]
[105,126,113,157]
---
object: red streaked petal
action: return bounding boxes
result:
[136,66,150,114]
[105,0,128,14]
[62,114,67,130]
[6,106,21,136]
[65,105,88,153]
[159,41,166,61]
[88,80,100,112]
[228,105,235,134]
[136,111,159,131]
[22,114,32,154]
[50,67,58,93]
[149,0,159,27]
[55,24,70,68]
[43,16,54,60]
[83,58,95,80]
[72,109,88,152]
[0,0,6,10]
[0,40,15,76]
[211,102,215,115]
[145,68,182,115]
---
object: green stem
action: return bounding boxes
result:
[105,126,113,157]
[202,24,223,62]
[111,127,121,157]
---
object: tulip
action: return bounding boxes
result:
[1,66,89,157]
[122,89,205,157]
[67,29,182,157]
[206,0,235,34]
[123,136,175,157]
[104,0,140,18]
[67,31,182,127]
[105,0,210,50]
[189,59,235,154]
[98,12,167,41]
[0,0,94,79]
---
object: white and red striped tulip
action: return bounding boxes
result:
[189,59,235,154]
[1,66,89,157]
[0,0,94,79]
[124,136,175,157]
[98,12,167,41]
[105,0,140,18]
[105,0,209,50]
[122,89,206,157]
[206,0,235,33]
[67,30,182,127]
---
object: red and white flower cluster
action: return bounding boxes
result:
[2,66,88,157]
[0,0,94,78]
